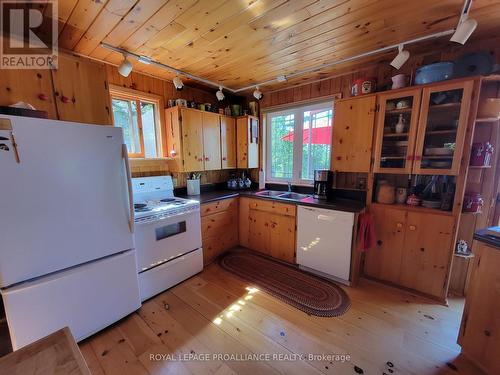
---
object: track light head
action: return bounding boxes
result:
[253,86,263,100]
[216,86,225,101]
[173,76,184,91]
[118,54,132,77]
[450,17,477,44]
[390,44,410,70]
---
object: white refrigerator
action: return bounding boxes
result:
[0,115,141,350]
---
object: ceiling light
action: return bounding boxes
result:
[253,86,263,100]
[216,86,225,101]
[277,75,287,82]
[390,44,410,70]
[173,76,184,91]
[118,54,132,77]
[450,17,477,44]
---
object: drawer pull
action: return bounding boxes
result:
[409,225,416,231]
[396,222,403,228]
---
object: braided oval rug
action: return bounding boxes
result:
[219,250,350,317]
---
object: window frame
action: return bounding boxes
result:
[265,101,333,186]
[109,85,165,159]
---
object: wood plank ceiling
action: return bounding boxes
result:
[51,0,500,91]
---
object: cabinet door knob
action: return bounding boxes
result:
[222,157,227,161]
[205,156,209,161]
[409,225,417,231]
[396,222,403,228]
[377,240,383,246]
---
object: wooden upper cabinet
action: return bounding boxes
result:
[220,116,237,169]
[331,96,376,172]
[202,112,221,170]
[363,204,406,284]
[51,55,111,125]
[412,80,473,176]
[180,108,204,172]
[166,106,228,172]
[373,89,422,174]
[0,69,57,119]
[237,115,259,169]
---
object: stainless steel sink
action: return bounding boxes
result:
[254,190,286,197]
[277,192,311,200]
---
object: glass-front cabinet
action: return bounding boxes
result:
[413,80,473,175]
[373,89,421,174]
[373,80,473,176]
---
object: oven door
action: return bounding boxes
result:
[134,209,201,272]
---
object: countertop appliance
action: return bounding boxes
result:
[313,170,333,200]
[0,115,141,350]
[296,206,355,285]
[132,176,202,301]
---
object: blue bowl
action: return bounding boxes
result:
[415,62,454,85]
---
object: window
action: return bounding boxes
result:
[265,102,333,184]
[110,87,163,158]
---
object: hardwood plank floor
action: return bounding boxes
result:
[80,263,484,375]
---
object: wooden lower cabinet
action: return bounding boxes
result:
[458,240,500,374]
[364,204,455,299]
[399,212,455,297]
[363,205,405,284]
[240,197,296,263]
[201,198,238,265]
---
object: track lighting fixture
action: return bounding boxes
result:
[118,54,132,77]
[253,86,263,100]
[450,16,477,44]
[390,44,410,70]
[216,86,225,101]
[173,76,184,91]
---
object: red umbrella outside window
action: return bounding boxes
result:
[281,126,331,144]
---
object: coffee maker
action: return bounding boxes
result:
[313,170,333,200]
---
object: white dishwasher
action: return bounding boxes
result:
[296,206,355,285]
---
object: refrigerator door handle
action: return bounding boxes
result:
[122,144,134,233]
[10,132,20,163]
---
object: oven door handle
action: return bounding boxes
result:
[123,144,135,233]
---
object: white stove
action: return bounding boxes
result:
[132,176,203,301]
[134,198,199,223]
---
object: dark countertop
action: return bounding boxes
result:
[176,189,240,204]
[474,227,500,249]
[177,189,365,213]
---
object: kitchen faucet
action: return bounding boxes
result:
[287,181,292,192]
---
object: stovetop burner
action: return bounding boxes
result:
[160,198,175,202]
[134,203,152,213]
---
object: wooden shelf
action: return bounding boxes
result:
[381,156,406,159]
[475,117,500,123]
[461,211,482,215]
[426,129,457,135]
[371,202,453,216]
[385,107,412,114]
[422,155,453,159]
[482,74,500,82]
[468,165,492,169]
[454,252,475,259]
[383,132,408,137]
[429,102,461,110]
